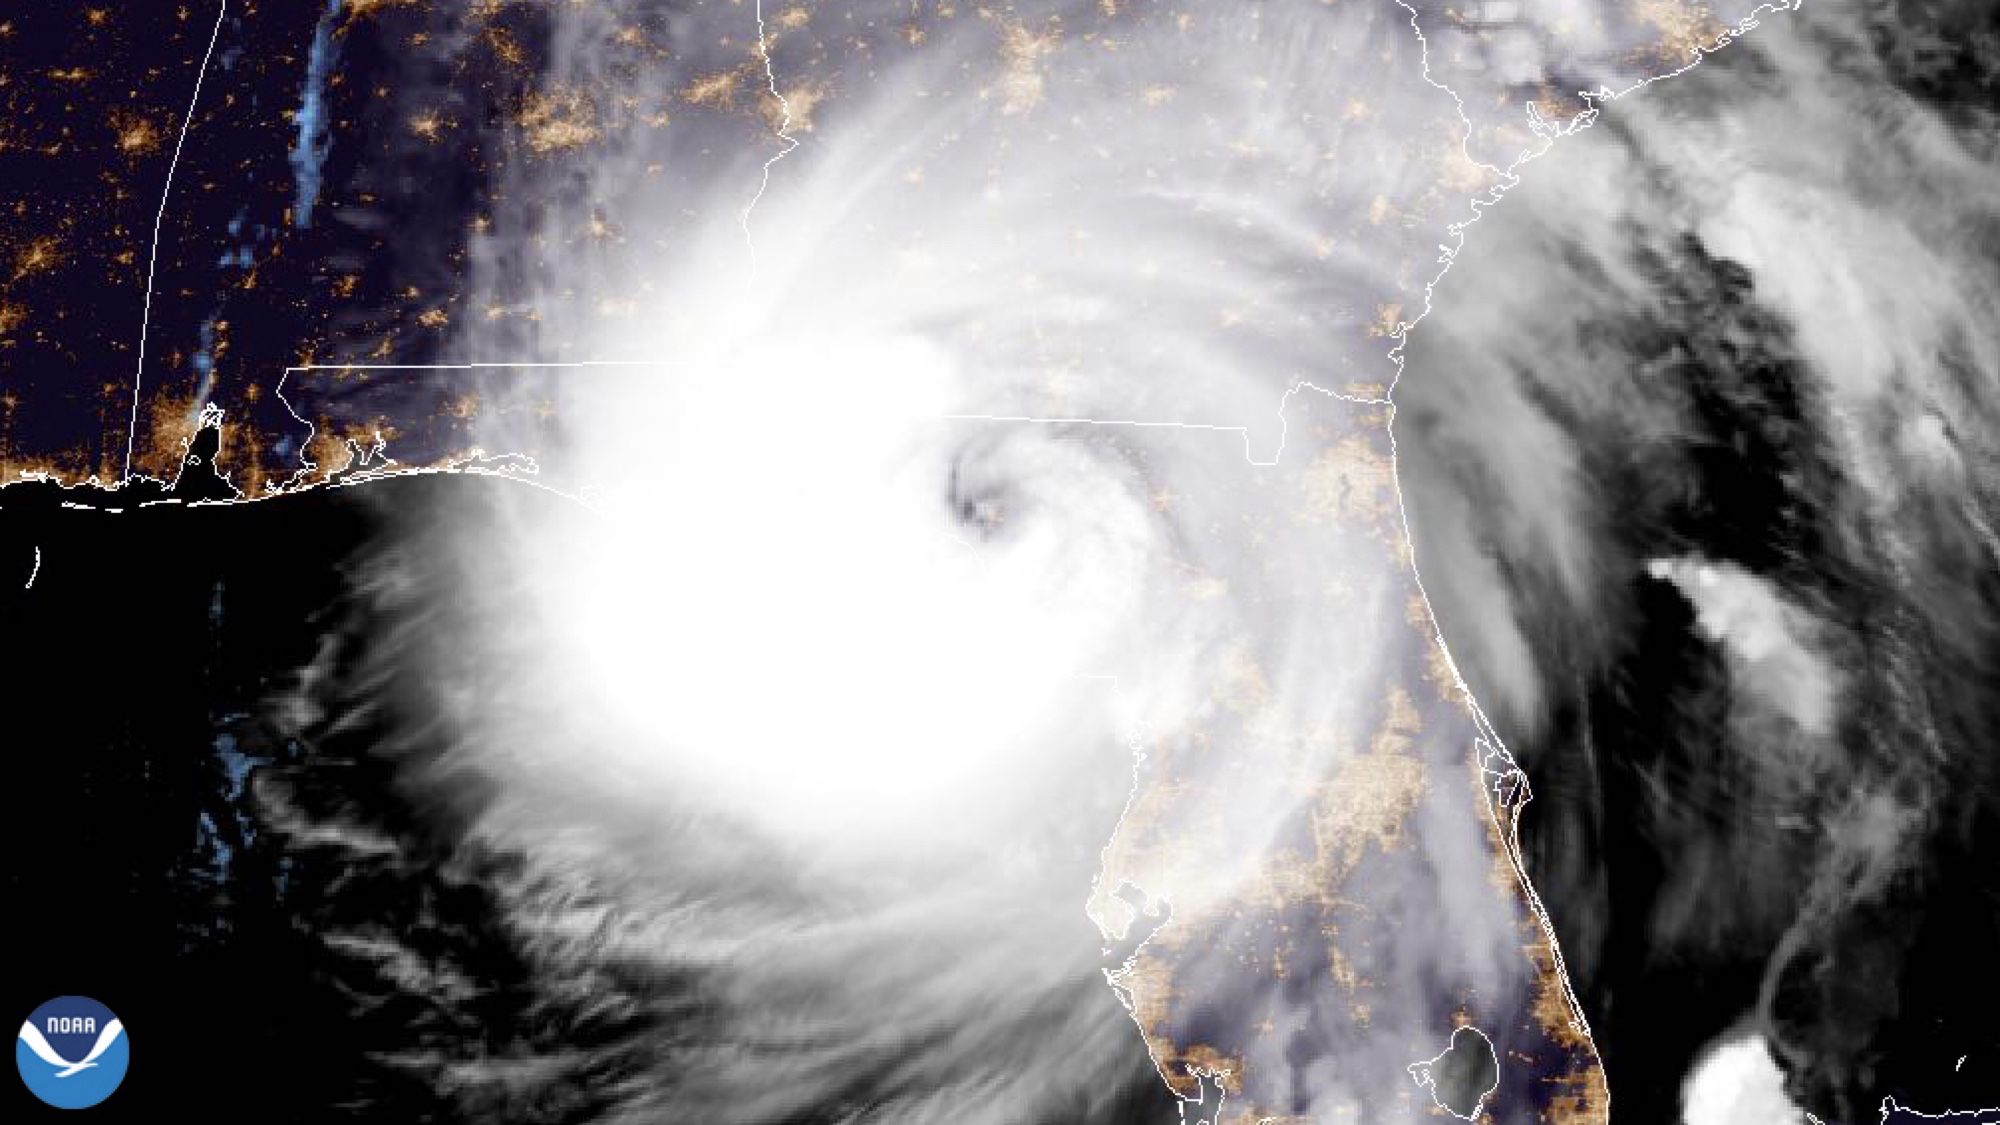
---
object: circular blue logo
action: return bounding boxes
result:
[15,996,128,1109]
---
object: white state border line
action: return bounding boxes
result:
[743,0,799,276]
[271,361,641,491]
[1377,0,1812,1091]
[1078,2,1810,1119]
[945,377,1392,467]
[42,2,1965,1123]
[124,0,229,481]
[262,19,1807,1116]
[271,362,1390,480]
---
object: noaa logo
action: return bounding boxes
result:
[15,997,127,1109]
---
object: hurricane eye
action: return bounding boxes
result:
[945,456,1014,540]
[958,495,1007,534]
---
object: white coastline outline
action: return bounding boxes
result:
[247,3,1808,1120]
[1380,0,1809,1091]
[23,2,1951,1122]
[1878,1097,2000,1123]
[124,0,230,482]
[1043,0,1810,1120]
[1407,1023,1502,1121]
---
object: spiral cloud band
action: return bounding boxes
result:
[258,0,1839,1122]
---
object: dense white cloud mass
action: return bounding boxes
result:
[1682,1035,1806,1125]
[261,0,1971,1121]
[1394,1,2000,1120]
[364,2,1599,1117]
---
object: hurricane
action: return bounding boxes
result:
[25,0,1993,1123]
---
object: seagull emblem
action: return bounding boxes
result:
[17,1019,123,1079]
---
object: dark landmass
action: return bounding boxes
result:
[0,1,563,493]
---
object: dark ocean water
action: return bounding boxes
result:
[7,2,2000,1123]
[0,469,1181,1124]
[2,475,538,1121]
[1396,1,2000,1120]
